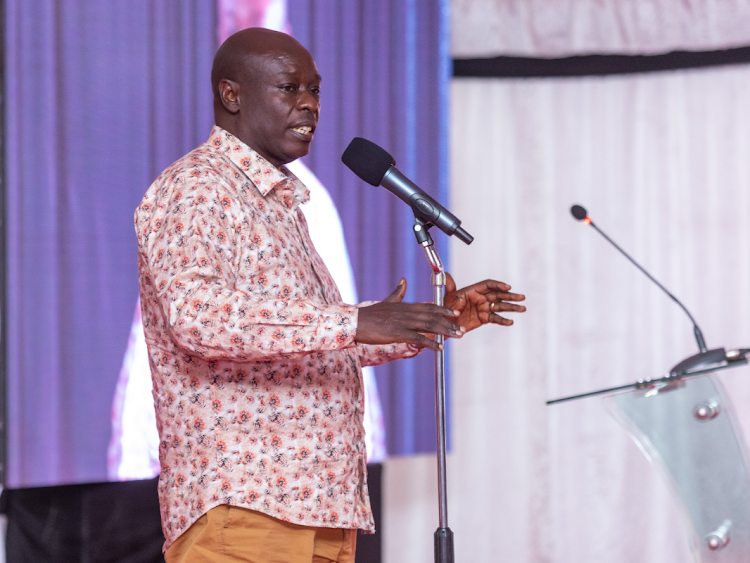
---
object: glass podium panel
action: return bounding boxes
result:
[606,374,750,563]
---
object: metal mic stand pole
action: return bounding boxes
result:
[413,216,454,563]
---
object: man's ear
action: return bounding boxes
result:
[218,79,240,114]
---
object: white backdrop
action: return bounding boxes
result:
[453,0,750,57]
[384,64,750,562]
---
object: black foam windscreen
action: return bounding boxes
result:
[341,137,396,186]
[570,204,588,220]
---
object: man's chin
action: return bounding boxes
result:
[278,145,311,166]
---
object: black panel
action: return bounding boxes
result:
[454,45,750,78]
[356,463,383,563]
[2,463,384,562]
[3,478,164,563]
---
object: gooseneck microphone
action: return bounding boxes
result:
[342,137,473,245]
[571,204,708,353]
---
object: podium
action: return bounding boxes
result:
[550,349,750,562]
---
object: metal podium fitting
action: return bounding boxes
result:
[413,216,454,563]
[549,349,750,562]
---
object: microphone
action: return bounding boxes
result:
[342,137,473,245]
[570,204,708,354]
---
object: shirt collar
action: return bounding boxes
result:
[206,125,311,210]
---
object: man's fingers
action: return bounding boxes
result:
[410,332,443,351]
[484,291,526,303]
[463,279,512,294]
[383,279,407,303]
[489,302,526,313]
[445,272,457,294]
[413,317,464,337]
[355,300,465,347]
[402,303,460,318]
[489,314,515,326]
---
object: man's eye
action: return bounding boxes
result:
[281,84,297,92]
[310,87,321,96]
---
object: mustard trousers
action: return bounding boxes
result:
[165,505,357,563]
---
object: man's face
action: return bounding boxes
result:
[236,47,321,167]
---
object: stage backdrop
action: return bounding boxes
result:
[4,1,216,488]
[4,0,449,488]
[381,1,750,562]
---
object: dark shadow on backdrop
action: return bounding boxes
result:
[453,45,750,78]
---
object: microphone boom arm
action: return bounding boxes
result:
[587,218,708,353]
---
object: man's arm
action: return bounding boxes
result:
[137,176,360,361]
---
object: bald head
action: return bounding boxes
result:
[211,28,311,111]
[210,28,321,167]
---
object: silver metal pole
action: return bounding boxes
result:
[420,238,449,528]
[433,281,448,528]
[414,221,454,563]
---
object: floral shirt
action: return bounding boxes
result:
[135,126,420,551]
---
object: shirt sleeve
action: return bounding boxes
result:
[356,341,423,367]
[136,172,358,362]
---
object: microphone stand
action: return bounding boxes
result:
[412,216,454,563]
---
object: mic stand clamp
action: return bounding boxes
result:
[413,216,455,563]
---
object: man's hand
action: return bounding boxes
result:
[356,279,464,351]
[444,273,526,333]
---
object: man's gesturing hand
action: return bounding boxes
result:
[444,273,526,333]
[356,279,464,351]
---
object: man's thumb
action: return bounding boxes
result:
[383,278,406,303]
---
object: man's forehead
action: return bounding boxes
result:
[251,50,321,80]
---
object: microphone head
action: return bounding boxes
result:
[341,137,395,186]
[570,205,588,221]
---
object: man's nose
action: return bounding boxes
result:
[298,90,319,113]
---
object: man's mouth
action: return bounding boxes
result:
[291,126,314,136]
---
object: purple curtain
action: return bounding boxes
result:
[288,0,451,456]
[5,1,216,487]
[4,0,449,488]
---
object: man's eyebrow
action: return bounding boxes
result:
[276,70,322,81]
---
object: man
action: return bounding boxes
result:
[135,28,525,562]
